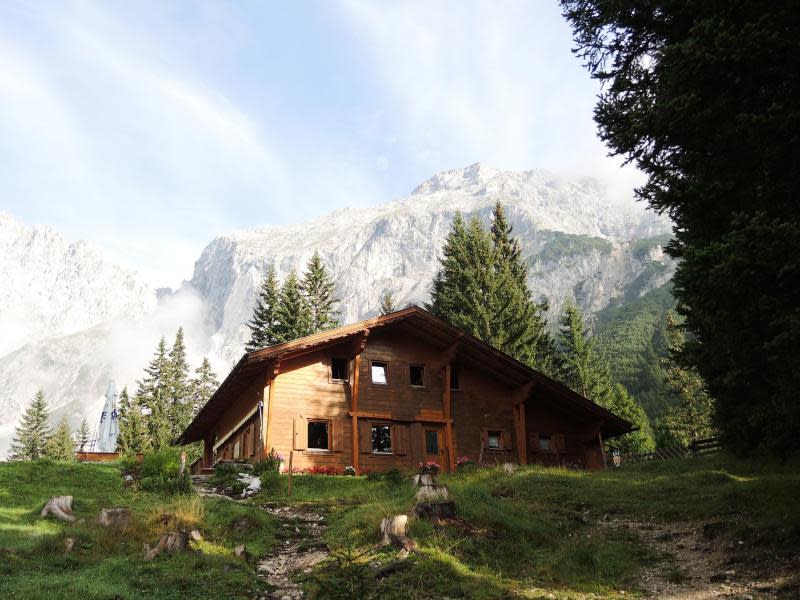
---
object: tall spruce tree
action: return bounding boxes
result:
[428,208,558,373]
[136,337,172,450]
[9,390,51,461]
[301,252,340,333]
[274,270,312,343]
[44,418,75,461]
[166,327,192,438]
[661,313,716,446]
[558,301,613,401]
[76,417,91,452]
[561,1,800,455]
[489,203,558,373]
[246,265,281,352]
[379,290,397,316]
[189,357,219,417]
[117,386,150,453]
[558,301,654,454]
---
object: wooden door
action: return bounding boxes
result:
[423,426,448,472]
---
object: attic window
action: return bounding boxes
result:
[487,431,502,450]
[409,364,425,387]
[449,368,460,390]
[331,357,348,381]
[371,361,388,385]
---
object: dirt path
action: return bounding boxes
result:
[605,517,798,599]
[255,503,329,600]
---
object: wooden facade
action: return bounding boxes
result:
[178,307,631,474]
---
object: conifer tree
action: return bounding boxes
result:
[379,290,397,316]
[558,301,612,401]
[558,301,654,453]
[9,390,51,461]
[489,203,558,373]
[274,270,312,343]
[246,265,281,352]
[189,357,219,417]
[44,418,76,461]
[166,327,192,438]
[428,208,558,374]
[661,312,716,446]
[75,417,91,452]
[136,337,171,450]
[117,386,150,453]
[301,251,339,333]
[428,214,496,341]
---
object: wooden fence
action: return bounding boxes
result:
[614,436,722,467]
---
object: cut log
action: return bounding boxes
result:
[413,501,456,520]
[189,529,203,541]
[97,507,132,532]
[379,515,416,558]
[41,496,77,522]
[234,544,248,559]
[411,473,436,487]
[415,484,449,503]
[143,531,189,560]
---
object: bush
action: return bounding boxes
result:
[384,468,405,486]
[252,448,283,475]
[260,470,282,496]
[210,462,242,491]
[365,471,383,481]
[139,448,192,495]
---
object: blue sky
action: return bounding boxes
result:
[0,1,641,287]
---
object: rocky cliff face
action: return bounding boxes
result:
[186,164,673,364]
[0,164,673,455]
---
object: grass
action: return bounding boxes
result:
[3,453,798,599]
[251,452,800,599]
[0,459,276,600]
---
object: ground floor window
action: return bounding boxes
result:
[539,435,551,451]
[308,420,330,450]
[425,429,439,454]
[487,430,502,450]
[371,424,392,453]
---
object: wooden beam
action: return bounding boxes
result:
[598,431,607,469]
[350,339,366,475]
[443,363,456,472]
[513,380,534,405]
[263,360,281,457]
[516,402,527,465]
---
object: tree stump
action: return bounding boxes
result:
[415,484,449,503]
[143,531,189,560]
[379,515,417,557]
[41,496,77,522]
[98,507,132,532]
[64,537,77,555]
[413,501,456,520]
[503,462,517,475]
[411,473,436,487]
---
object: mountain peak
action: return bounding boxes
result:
[412,163,503,195]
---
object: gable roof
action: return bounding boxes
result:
[177,306,632,444]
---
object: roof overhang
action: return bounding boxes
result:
[176,306,632,444]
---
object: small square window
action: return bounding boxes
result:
[371,424,392,453]
[449,368,460,390]
[409,364,425,387]
[487,431,502,450]
[331,357,348,381]
[371,361,388,385]
[538,436,551,452]
[308,420,329,450]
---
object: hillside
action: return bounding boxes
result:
[0,165,673,456]
[2,455,798,599]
